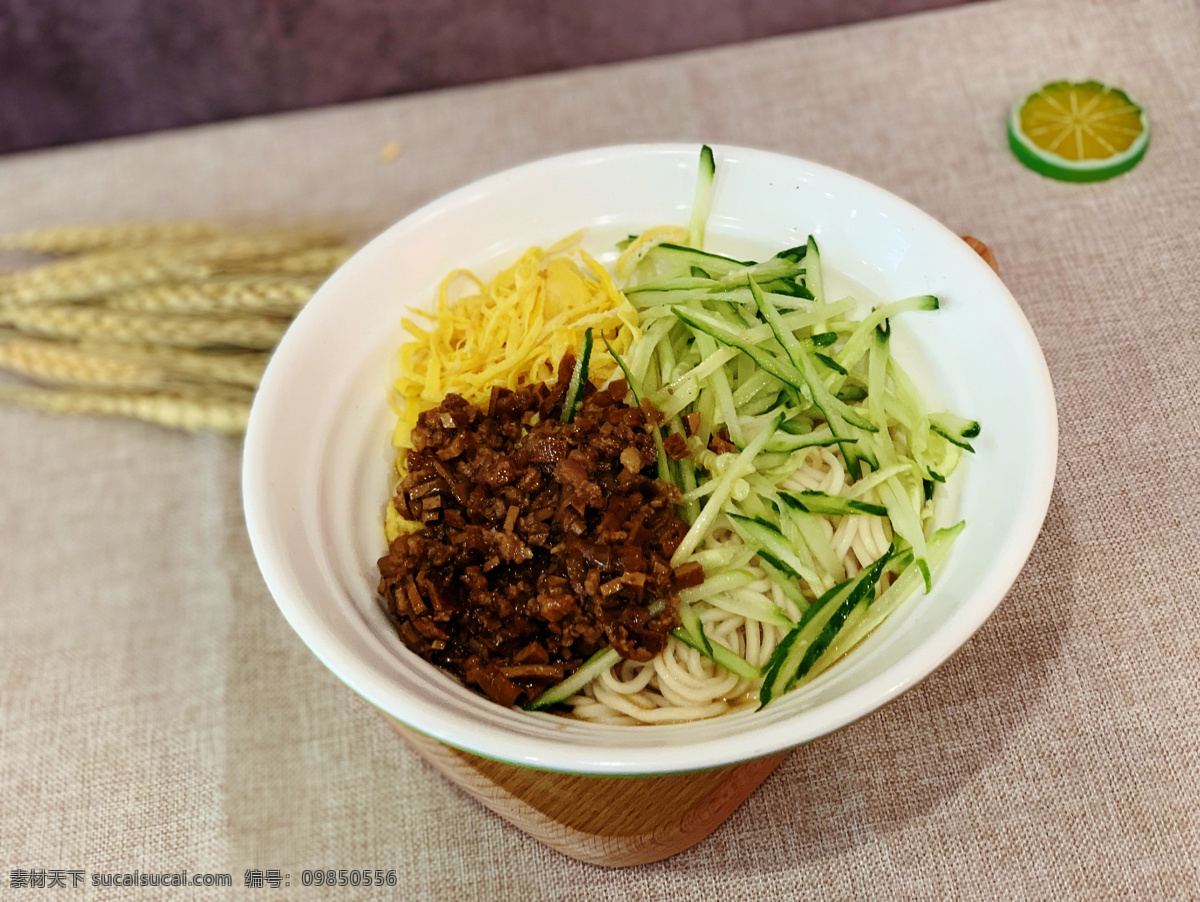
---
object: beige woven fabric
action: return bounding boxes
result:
[2,0,1198,898]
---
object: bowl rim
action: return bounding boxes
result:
[243,143,1058,774]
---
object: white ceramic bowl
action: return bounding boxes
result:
[243,144,1057,775]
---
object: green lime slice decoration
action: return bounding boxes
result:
[1008,80,1149,182]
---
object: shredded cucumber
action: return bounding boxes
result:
[526,646,621,711]
[672,628,761,680]
[559,327,593,422]
[544,145,982,713]
[687,145,716,249]
[780,490,888,518]
[930,412,981,451]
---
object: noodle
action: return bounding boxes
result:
[565,443,930,724]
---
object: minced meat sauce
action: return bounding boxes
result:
[376,354,703,708]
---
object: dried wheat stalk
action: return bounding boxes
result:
[0,221,226,255]
[0,229,348,305]
[0,338,167,389]
[230,245,354,275]
[0,304,290,350]
[95,344,270,387]
[104,275,320,316]
[0,337,266,392]
[0,383,250,434]
[0,220,359,434]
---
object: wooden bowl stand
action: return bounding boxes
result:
[383,237,997,868]
[387,716,787,866]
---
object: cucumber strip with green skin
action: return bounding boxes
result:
[782,505,846,583]
[763,432,848,454]
[780,489,889,518]
[674,438,701,523]
[525,646,621,710]
[626,276,721,296]
[657,375,699,419]
[672,629,761,681]
[814,352,848,375]
[758,557,812,612]
[836,384,868,402]
[806,236,824,305]
[678,600,713,656]
[604,334,678,489]
[806,235,827,335]
[652,298,852,345]
[757,577,848,708]
[867,322,890,428]
[718,297,757,329]
[778,413,815,434]
[602,334,643,403]
[727,512,823,593]
[738,391,782,418]
[671,411,784,565]
[742,277,878,472]
[808,331,839,348]
[749,452,800,473]
[782,547,893,693]
[885,356,964,484]
[877,475,931,591]
[679,568,757,604]
[626,317,674,386]
[757,548,892,709]
[929,412,981,452]
[916,429,962,484]
[653,337,680,485]
[687,145,716,250]
[758,277,814,299]
[653,346,737,401]
[709,589,795,630]
[769,243,808,264]
[795,339,878,477]
[835,295,939,372]
[560,328,593,423]
[629,285,815,311]
[717,250,807,287]
[805,523,964,683]
[693,329,742,444]
[747,275,807,365]
[673,305,813,404]
[615,234,638,250]
[844,462,912,499]
[644,243,755,277]
[690,541,755,572]
[732,369,783,406]
[759,578,850,683]
[662,375,701,523]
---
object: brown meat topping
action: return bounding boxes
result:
[709,427,737,455]
[377,355,699,707]
[662,432,690,461]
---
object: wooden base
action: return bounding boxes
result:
[386,717,787,867]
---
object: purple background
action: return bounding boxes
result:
[0,0,980,155]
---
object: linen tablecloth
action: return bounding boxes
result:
[2,0,1197,897]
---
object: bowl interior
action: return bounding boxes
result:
[243,145,1056,774]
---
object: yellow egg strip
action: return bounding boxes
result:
[385,240,641,541]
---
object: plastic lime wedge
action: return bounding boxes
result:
[1008,80,1149,182]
